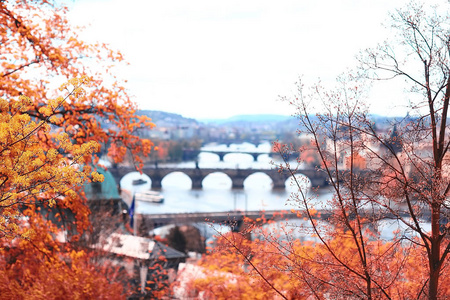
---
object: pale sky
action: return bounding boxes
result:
[68,0,418,120]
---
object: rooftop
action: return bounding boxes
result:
[95,233,187,260]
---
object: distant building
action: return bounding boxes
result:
[383,125,403,155]
[344,152,367,170]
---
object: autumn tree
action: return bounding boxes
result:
[182,221,450,299]
[0,78,102,239]
[186,2,450,299]
[0,0,154,170]
[356,3,450,298]
[178,232,294,299]
[0,0,155,297]
[182,225,206,254]
[0,79,125,298]
[283,2,450,298]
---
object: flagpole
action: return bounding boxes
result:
[133,200,137,236]
[130,193,137,236]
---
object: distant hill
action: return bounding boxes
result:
[137,110,199,126]
[138,110,294,125]
[137,110,403,131]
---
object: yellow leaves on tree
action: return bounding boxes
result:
[0,1,156,297]
[0,78,126,298]
[0,79,102,240]
[0,0,156,234]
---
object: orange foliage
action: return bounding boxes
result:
[0,1,155,298]
[155,141,170,161]
[299,144,322,168]
[0,225,123,299]
[184,228,450,299]
[0,79,102,240]
[0,1,154,170]
[0,80,125,298]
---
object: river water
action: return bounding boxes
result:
[117,141,322,240]
[119,141,329,215]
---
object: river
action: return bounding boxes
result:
[119,141,330,215]
[118,141,430,240]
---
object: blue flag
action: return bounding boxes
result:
[129,194,135,228]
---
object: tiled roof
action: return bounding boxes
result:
[95,233,186,260]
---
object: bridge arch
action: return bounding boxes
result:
[223,152,255,163]
[243,172,273,190]
[285,174,312,193]
[120,172,152,193]
[161,172,192,189]
[198,151,221,163]
[109,166,330,191]
[199,150,268,162]
[202,172,232,189]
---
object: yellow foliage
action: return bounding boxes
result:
[91,172,104,182]
[0,1,154,296]
[0,79,103,240]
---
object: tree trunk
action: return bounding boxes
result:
[429,205,441,300]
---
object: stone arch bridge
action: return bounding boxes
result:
[184,149,299,162]
[109,166,329,189]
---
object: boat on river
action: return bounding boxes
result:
[134,191,164,203]
[132,178,148,185]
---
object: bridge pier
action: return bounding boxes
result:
[148,172,163,189]
[231,178,245,189]
[251,153,259,162]
[151,178,162,189]
[217,153,225,161]
[192,178,203,189]
[272,178,287,189]
[309,177,328,188]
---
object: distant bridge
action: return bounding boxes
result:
[184,149,299,162]
[109,166,328,189]
[134,209,332,230]
[134,208,431,231]
[200,150,272,162]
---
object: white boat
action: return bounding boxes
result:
[134,191,164,203]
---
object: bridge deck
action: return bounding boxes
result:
[135,209,331,229]
[134,208,431,229]
[110,165,329,189]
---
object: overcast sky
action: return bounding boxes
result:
[68,0,420,120]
